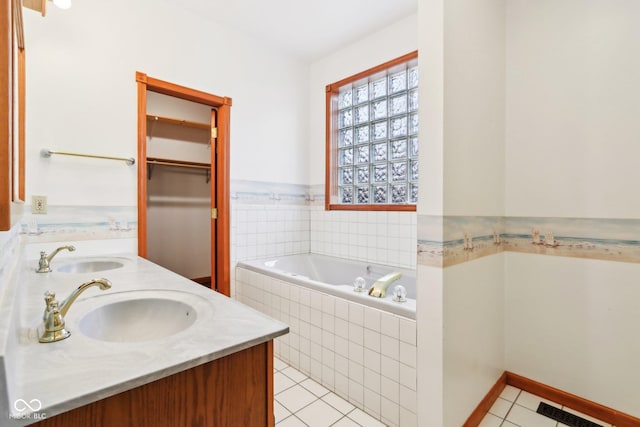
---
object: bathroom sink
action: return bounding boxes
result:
[77,297,197,342]
[56,259,126,274]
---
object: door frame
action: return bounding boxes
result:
[136,72,232,296]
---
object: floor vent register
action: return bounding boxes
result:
[536,402,603,427]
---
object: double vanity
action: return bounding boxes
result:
[1,243,288,426]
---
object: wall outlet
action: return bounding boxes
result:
[32,195,47,214]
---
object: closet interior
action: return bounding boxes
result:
[145,92,213,286]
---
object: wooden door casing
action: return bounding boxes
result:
[136,72,231,296]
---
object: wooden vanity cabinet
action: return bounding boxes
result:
[33,341,274,427]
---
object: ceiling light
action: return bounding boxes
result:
[51,0,72,10]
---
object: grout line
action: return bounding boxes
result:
[320,395,354,417]
[275,357,382,427]
[342,408,365,427]
[499,389,521,426]
[328,414,348,427]
[277,414,310,427]
[287,396,318,417]
[274,383,298,397]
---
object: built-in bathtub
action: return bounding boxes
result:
[238,253,416,319]
[235,253,418,427]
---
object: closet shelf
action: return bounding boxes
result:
[146,115,210,131]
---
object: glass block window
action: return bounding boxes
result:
[326,51,418,210]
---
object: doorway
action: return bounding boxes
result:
[136,72,231,296]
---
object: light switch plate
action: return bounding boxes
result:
[32,195,47,214]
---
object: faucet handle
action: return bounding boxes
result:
[37,252,51,273]
[44,290,56,305]
[43,291,57,321]
[38,293,70,343]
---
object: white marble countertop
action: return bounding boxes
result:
[4,252,288,425]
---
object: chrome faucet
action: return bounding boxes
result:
[368,272,402,298]
[36,245,76,273]
[38,278,112,343]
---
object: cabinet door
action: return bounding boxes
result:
[32,341,274,427]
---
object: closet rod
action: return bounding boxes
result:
[41,149,135,166]
[146,158,211,183]
[146,158,211,170]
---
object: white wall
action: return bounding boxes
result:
[416,5,444,426]
[418,0,506,424]
[505,0,640,417]
[505,0,640,218]
[23,0,310,208]
[443,0,506,217]
[442,0,506,423]
[444,255,505,425]
[416,264,444,426]
[505,253,640,416]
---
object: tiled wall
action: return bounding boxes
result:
[230,181,418,299]
[418,215,640,267]
[230,204,310,263]
[310,207,417,270]
[235,267,418,427]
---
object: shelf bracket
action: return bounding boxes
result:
[206,169,211,183]
[147,163,154,180]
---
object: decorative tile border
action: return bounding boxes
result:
[418,215,640,267]
[231,180,311,205]
[308,184,326,206]
[19,206,137,243]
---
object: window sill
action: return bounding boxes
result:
[325,204,416,212]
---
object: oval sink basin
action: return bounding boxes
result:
[78,298,197,342]
[56,260,125,274]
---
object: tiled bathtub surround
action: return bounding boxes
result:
[235,267,418,427]
[418,215,640,267]
[230,204,310,263]
[230,180,417,271]
[310,206,417,270]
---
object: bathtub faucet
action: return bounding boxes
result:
[368,272,402,298]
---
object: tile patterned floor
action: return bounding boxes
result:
[276,357,616,427]
[479,385,615,427]
[274,357,385,427]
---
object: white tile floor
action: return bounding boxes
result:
[275,357,615,427]
[274,357,386,427]
[479,385,615,427]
